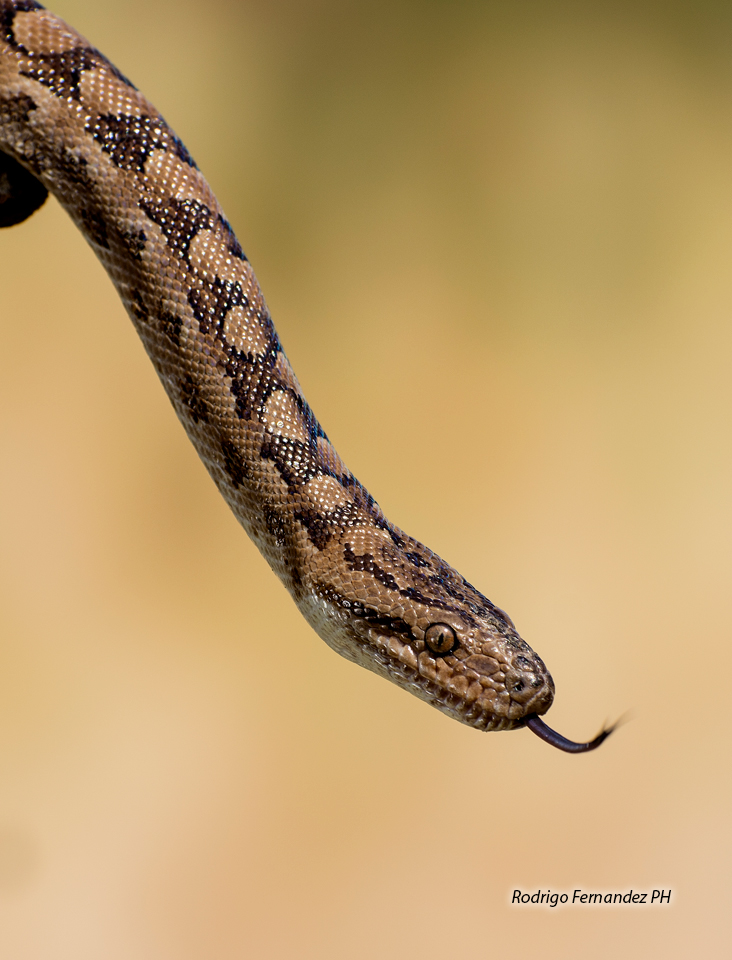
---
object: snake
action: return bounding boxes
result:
[0,1,614,753]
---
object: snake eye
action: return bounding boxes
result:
[424,622,458,656]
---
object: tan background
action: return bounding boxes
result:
[1,0,730,956]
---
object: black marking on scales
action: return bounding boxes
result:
[343,543,401,593]
[87,114,196,172]
[220,438,249,488]
[0,91,37,124]
[80,205,108,248]
[294,501,366,550]
[426,570,511,626]
[341,542,479,625]
[51,149,95,192]
[159,310,183,347]
[0,1,43,44]
[129,289,149,323]
[187,275,247,335]
[2,1,136,93]
[140,196,213,260]
[21,49,109,99]
[314,582,417,640]
[260,435,326,488]
[121,227,147,261]
[179,373,209,424]
[342,537,514,632]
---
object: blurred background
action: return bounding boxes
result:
[1,0,730,956]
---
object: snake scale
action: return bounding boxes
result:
[0,1,613,752]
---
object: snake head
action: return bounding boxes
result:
[301,526,556,731]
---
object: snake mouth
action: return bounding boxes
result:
[523,714,617,753]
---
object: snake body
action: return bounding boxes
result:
[0,1,612,751]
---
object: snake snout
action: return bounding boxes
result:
[506,653,555,716]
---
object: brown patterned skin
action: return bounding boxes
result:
[0,1,556,734]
